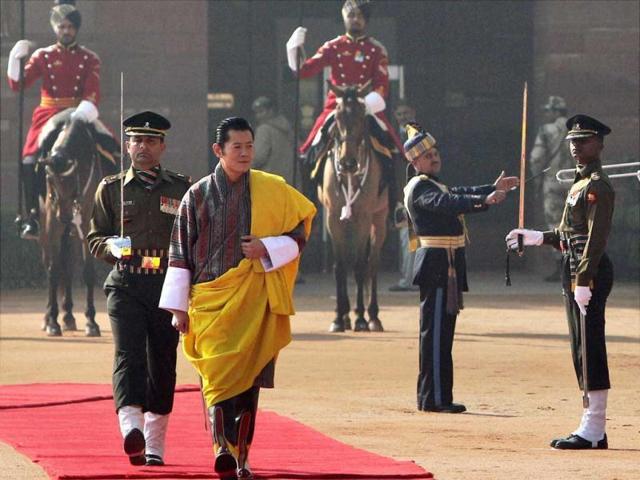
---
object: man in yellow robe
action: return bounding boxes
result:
[159,117,316,480]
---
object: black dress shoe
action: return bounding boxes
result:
[551,433,608,450]
[420,402,467,413]
[20,218,39,240]
[123,428,146,465]
[145,453,164,466]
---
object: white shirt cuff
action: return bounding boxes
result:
[159,266,191,313]
[260,236,299,272]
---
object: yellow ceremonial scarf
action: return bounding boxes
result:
[184,170,316,406]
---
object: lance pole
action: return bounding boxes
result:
[16,0,26,224]
[291,4,304,190]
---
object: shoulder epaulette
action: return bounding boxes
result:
[79,45,101,62]
[325,36,343,48]
[165,169,191,183]
[103,172,125,185]
[367,37,388,57]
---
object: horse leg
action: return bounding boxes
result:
[329,256,351,332]
[45,257,62,337]
[83,253,101,337]
[60,233,77,331]
[367,209,387,332]
[353,238,369,332]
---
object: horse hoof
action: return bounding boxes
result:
[329,320,345,333]
[85,323,101,337]
[343,315,352,331]
[368,318,384,332]
[354,318,370,332]
[46,322,62,337]
[63,315,77,331]
[41,319,48,331]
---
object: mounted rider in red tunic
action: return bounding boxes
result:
[286,0,403,205]
[7,1,104,239]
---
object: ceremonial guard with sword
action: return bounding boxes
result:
[507,115,615,449]
[7,0,101,239]
[88,111,191,466]
[403,124,518,413]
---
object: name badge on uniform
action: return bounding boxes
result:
[354,50,364,63]
[160,196,180,215]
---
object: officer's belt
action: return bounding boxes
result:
[40,96,80,108]
[418,235,466,249]
[117,251,168,275]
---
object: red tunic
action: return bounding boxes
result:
[8,42,100,157]
[298,34,402,153]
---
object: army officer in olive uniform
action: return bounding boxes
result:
[507,115,615,450]
[88,111,191,466]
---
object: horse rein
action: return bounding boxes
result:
[332,135,370,221]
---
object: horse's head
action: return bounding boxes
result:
[40,116,95,224]
[328,80,371,174]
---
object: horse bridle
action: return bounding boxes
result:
[43,151,98,241]
[331,129,371,221]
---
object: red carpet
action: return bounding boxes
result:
[0,383,434,479]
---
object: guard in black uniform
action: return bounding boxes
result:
[88,111,191,466]
[403,123,518,413]
[507,115,615,450]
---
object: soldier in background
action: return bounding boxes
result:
[88,111,191,467]
[7,0,101,239]
[529,96,573,281]
[390,100,418,291]
[251,96,294,185]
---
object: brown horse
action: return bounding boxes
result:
[319,82,389,332]
[37,110,113,336]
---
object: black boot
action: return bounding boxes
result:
[208,406,237,479]
[19,164,40,240]
[235,411,254,479]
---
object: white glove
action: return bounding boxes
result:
[505,228,543,250]
[106,236,131,259]
[573,286,592,316]
[286,27,307,71]
[364,91,385,114]
[70,100,99,123]
[8,40,31,82]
